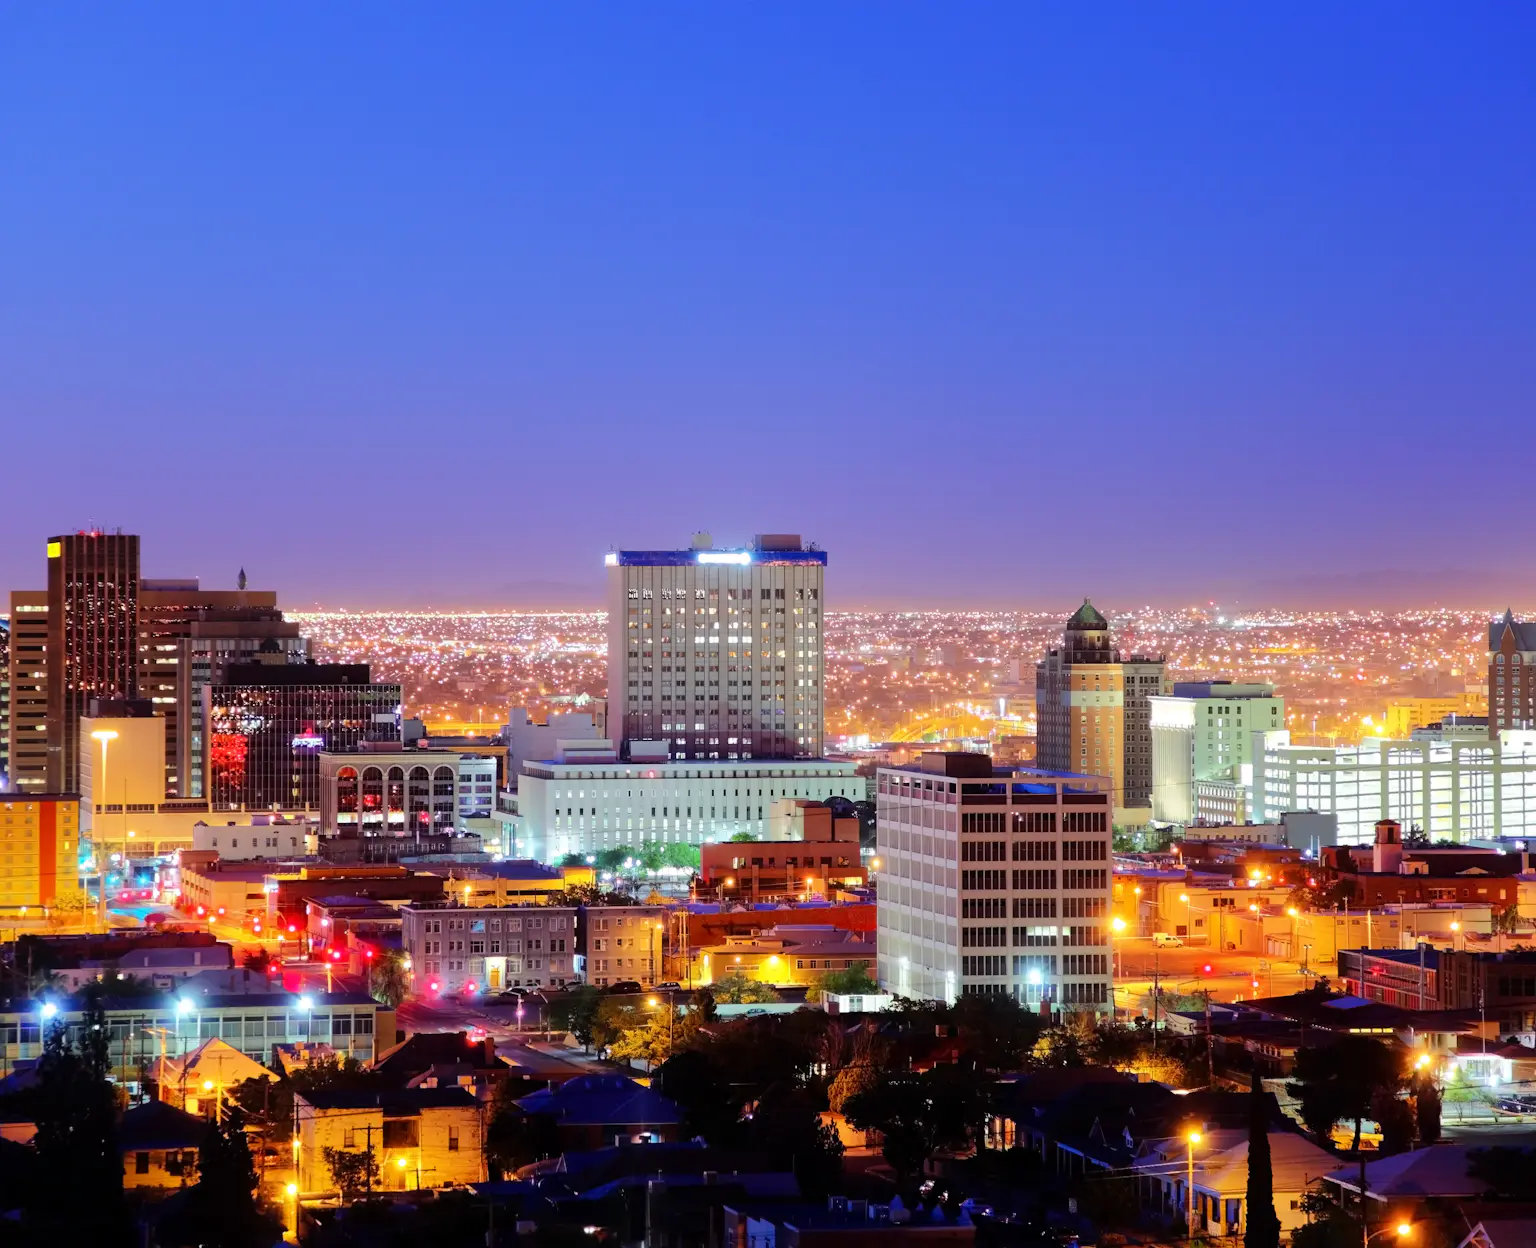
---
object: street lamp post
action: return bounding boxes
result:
[91,729,119,931]
[1186,1130,1201,1240]
[1363,1220,1413,1248]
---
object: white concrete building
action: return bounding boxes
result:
[191,813,314,859]
[605,533,826,761]
[875,753,1113,1012]
[401,901,578,994]
[503,742,862,861]
[1254,728,1536,845]
[1149,682,1285,825]
[80,707,167,839]
[503,706,600,786]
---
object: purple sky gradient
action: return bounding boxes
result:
[1,6,1533,610]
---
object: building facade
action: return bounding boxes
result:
[1149,682,1286,825]
[401,901,579,993]
[605,533,826,761]
[4,591,48,792]
[1254,728,1536,844]
[318,749,496,837]
[507,747,862,862]
[47,532,142,793]
[204,663,402,810]
[875,753,1113,1012]
[0,793,79,911]
[1490,610,1536,734]
[1034,600,1166,818]
[581,903,668,987]
[138,580,307,798]
[0,988,394,1083]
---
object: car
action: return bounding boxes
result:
[606,980,644,995]
[654,982,682,992]
[1153,933,1184,948]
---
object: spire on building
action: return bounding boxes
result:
[237,567,247,591]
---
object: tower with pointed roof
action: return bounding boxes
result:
[1035,599,1167,817]
[1490,608,1536,733]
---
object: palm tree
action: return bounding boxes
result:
[368,952,409,1007]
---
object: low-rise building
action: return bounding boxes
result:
[295,1086,485,1194]
[455,859,594,906]
[120,1101,205,1191]
[149,1036,276,1115]
[508,743,863,862]
[0,988,395,1082]
[190,813,313,859]
[698,802,864,903]
[581,903,667,988]
[514,1073,683,1151]
[401,901,578,994]
[693,925,875,989]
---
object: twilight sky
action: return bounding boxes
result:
[1,5,1533,610]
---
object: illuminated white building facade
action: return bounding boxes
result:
[875,754,1113,1013]
[605,534,826,761]
[1149,682,1285,825]
[506,747,862,862]
[1254,728,1536,845]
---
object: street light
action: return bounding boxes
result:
[1364,1222,1413,1245]
[91,728,119,931]
[1179,893,1193,942]
[1186,1131,1201,1240]
[1110,916,1127,985]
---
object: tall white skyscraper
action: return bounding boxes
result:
[605,533,826,761]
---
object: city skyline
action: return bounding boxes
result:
[3,7,1535,606]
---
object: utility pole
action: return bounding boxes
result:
[1205,990,1214,1087]
[1152,944,1161,1052]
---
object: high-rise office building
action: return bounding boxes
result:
[1490,609,1536,734]
[204,660,402,810]
[5,591,49,792]
[1034,600,1167,817]
[874,752,1113,1011]
[1148,681,1286,825]
[46,532,141,793]
[138,578,307,797]
[605,533,826,761]
[0,617,9,788]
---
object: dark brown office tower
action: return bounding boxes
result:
[46,531,141,792]
[138,579,307,797]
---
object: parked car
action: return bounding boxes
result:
[606,980,644,995]
[1153,932,1184,948]
[654,981,682,992]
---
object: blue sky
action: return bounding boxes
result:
[1,5,1532,608]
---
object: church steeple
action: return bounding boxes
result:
[237,566,247,591]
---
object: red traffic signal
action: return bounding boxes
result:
[1202,963,1213,975]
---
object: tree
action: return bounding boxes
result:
[655,1048,739,1145]
[1288,1036,1405,1150]
[486,1079,561,1177]
[729,831,757,843]
[27,985,125,1237]
[324,1145,381,1202]
[843,1065,988,1194]
[661,842,701,870]
[608,1005,698,1070]
[1493,902,1522,936]
[242,948,274,975]
[809,959,878,1001]
[742,1082,844,1200]
[554,984,603,1050]
[368,949,409,1007]
[1244,1068,1281,1248]
[711,970,780,1004]
[168,1105,280,1248]
[1415,1074,1441,1146]
[1372,1088,1415,1155]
